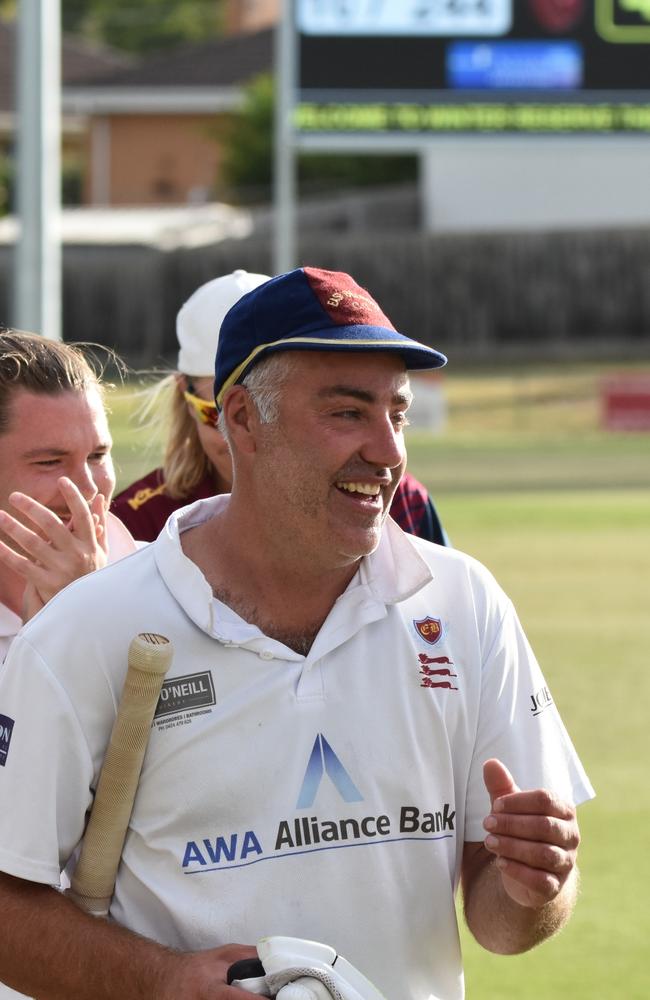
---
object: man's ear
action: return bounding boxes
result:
[221,386,259,454]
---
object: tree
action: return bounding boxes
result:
[61,0,225,54]
[0,153,11,217]
[215,74,418,204]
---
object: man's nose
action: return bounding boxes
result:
[362,415,406,470]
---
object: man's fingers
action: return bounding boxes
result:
[489,788,577,820]
[484,832,576,874]
[58,478,98,545]
[0,537,59,602]
[483,758,519,808]
[480,771,581,911]
[0,510,56,562]
[1,485,105,604]
[6,492,73,549]
[494,856,563,905]
[484,798,579,841]
[0,535,33,576]
[90,493,109,552]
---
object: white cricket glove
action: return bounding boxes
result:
[228,936,388,1000]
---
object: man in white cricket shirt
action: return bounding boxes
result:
[0,270,594,1000]
[0,329,138,1000]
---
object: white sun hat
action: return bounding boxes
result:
[176,269,271,376]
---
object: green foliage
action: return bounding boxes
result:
[213,74,276,196]
[215,73,417,203]
[0,152,12,217]
[61,0,224,54]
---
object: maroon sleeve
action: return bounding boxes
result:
[390,472,448,545]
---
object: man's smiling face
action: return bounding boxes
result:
[0,386,115,541]
[250,351,412,570]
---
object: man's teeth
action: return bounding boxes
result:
[336,482,381,496]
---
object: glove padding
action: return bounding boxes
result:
[266,965,365,1000]
[275,975,343,1000]
[230,937,387,1000]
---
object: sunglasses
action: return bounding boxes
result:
[183,383,219,428]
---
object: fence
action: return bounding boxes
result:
[1,199,649,369]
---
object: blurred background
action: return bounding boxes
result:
[2,2,649,997]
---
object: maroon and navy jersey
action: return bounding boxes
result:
[112,469,448,546]
[111,469,215,543]
[390,473,448,546]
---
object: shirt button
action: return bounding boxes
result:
[259,650,274,660]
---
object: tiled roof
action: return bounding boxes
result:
[0,19,134,113]
[1,22,272,118]
[72,27,273,89]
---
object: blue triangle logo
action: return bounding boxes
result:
[296,733,363,809]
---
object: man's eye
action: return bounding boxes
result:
[334,410,361,419]
[392,413,409,429]
[34,459,61,467]
[90,451,109,462]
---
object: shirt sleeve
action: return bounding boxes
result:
[463,600,595,842]
[0,637,97,886]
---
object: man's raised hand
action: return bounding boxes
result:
[482,758,580,909]
[0,477,109,620]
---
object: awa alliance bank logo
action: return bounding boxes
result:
[296,732,362,807]
[181,733,456,874]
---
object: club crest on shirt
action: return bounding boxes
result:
[413,616,442,645]
[418,653,458,691]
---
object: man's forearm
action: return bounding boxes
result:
[0,874,179,1000]
[462,848,579,955]
[0,873,249,1000]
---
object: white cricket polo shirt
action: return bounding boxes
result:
[0,496,594,1000]
[0,602,21,666]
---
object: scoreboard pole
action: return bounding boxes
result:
[273,0,298,274]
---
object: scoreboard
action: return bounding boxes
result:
[294,1,650,134]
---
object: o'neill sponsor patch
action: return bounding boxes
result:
[0,714,14,766]
[413,616,442,645]
[155,671,215,720]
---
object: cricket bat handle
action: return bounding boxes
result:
[67,632,173,916]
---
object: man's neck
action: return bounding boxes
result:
[181,508,360,654]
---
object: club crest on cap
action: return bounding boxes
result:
[303,267,396,331]
[214,266,447,409]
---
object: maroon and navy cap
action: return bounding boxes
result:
[214,266,447,408]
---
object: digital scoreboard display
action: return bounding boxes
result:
[294,1,650,134]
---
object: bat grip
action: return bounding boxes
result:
[68,634,172,915]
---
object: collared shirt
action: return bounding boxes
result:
[0,498,593,1000]
[0,603,22,666]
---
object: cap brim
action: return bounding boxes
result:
[215,325,447,407]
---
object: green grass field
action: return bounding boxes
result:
[109,363,650,999]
